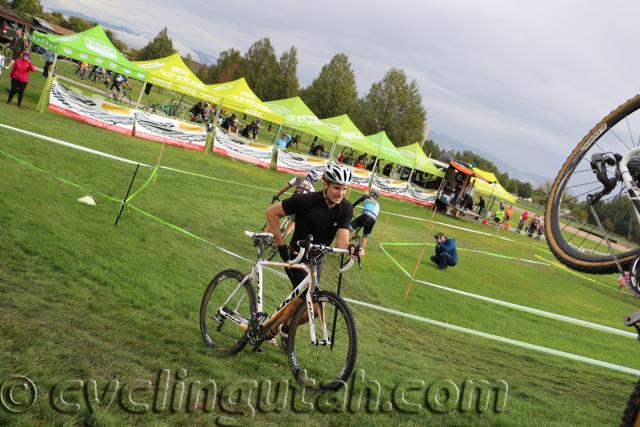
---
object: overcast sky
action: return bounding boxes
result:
[41,0,640,180]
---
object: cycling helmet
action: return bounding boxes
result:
[370,188,380,198]
[323,163,353,186]
[306,169,321,182]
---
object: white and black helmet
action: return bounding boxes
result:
[306,169,321,182]
[323,163,353,186]
[370,188,380,198]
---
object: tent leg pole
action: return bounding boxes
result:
[135,81,147,109]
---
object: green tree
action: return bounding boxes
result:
[136,28,175,61]
[62,16,94,33]
[274,46,299,99]
[183,53,193,71]
[10,0,42,16]
[300,53,358,118]
[199,48,242,84]
[238,37,279,100]
[356,68,426,146]
[105,29,128,53]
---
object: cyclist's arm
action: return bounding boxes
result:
[274,181,292,198]
[352,195,366,207]
[266,202,287,246]
[335,228,350,249]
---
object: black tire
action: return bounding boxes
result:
[621,380,640,427]
[199,269,256,355]
[545,95,640,274]
[286,290,357,391]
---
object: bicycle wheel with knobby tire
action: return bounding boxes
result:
[545,95,640,274]
[199,269,256,355]
[621,379,640,427]
[286,289,357,391]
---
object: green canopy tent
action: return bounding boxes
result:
[32,25,148,112]
[397,143,445,178]
[365,131,414,169]
[471,167,517,204]
[206,78,284,125]
[134,53,219,106]
[320,115,373,157]
[264,96,334,141]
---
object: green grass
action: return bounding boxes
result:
[1,83,639,426]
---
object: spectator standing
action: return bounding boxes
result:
[251,119,261,140]
[7,52,35,107]
[276,132,292,150]
[504,205,514,225]
[43,49,56,78]
[477,196,486,216]
[527,215,539,237]
[430,232,458,270]
[517,210,529,233]
[0,52,6,77]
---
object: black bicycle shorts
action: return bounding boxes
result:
[350,213,376,237]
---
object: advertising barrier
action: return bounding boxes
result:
[48,81,134,136]
[213,128,273,168]
[134,112,207,151]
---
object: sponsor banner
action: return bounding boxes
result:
[350,167,372,190]
[275,149,328,175]
[213,128,273,168]
[404,183,436,206]
[48,81,134,135]
[134,112,206,151]
[373,174,409,200]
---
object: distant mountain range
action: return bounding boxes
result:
[429,130,551,186]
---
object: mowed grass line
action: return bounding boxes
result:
[1,99,639,425]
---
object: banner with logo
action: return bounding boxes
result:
[404,184,436,206]
[48,81,134,135]
[276,149,328,175]
[350,167,373,190]
[213,128,273,168]
[372,174,409,200]
[134,112,207,151]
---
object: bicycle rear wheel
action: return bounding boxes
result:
[199,269,256,355]
[545,95,640,274]
[286,290,357,391]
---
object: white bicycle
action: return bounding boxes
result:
[199,231,358,391]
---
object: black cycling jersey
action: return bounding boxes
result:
[282,191,353,252]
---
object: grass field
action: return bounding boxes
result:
[1,72,640,426]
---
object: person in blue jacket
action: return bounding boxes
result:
[430,232,458,270]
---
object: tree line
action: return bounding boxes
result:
[7,0,546,201]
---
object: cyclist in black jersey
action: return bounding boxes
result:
[266,164,363,287]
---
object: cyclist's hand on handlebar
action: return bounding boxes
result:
[278,244,290,262]
[271,194,280,204]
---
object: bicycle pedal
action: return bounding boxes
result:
[251,339,265,353]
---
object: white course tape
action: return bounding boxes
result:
[374,208,514,241]
[344,298,640,377]
[0,123,151,167]
[377,244,636,338]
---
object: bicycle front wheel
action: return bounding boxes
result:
[286,290,357,391]
[621,380,640,427]
[199,269,256,355]
[545,95,640,274]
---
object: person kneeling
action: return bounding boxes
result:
[430,232,457,270]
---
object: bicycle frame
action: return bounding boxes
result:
[217,235,352,346]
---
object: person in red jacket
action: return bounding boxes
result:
[8,52,35,107]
